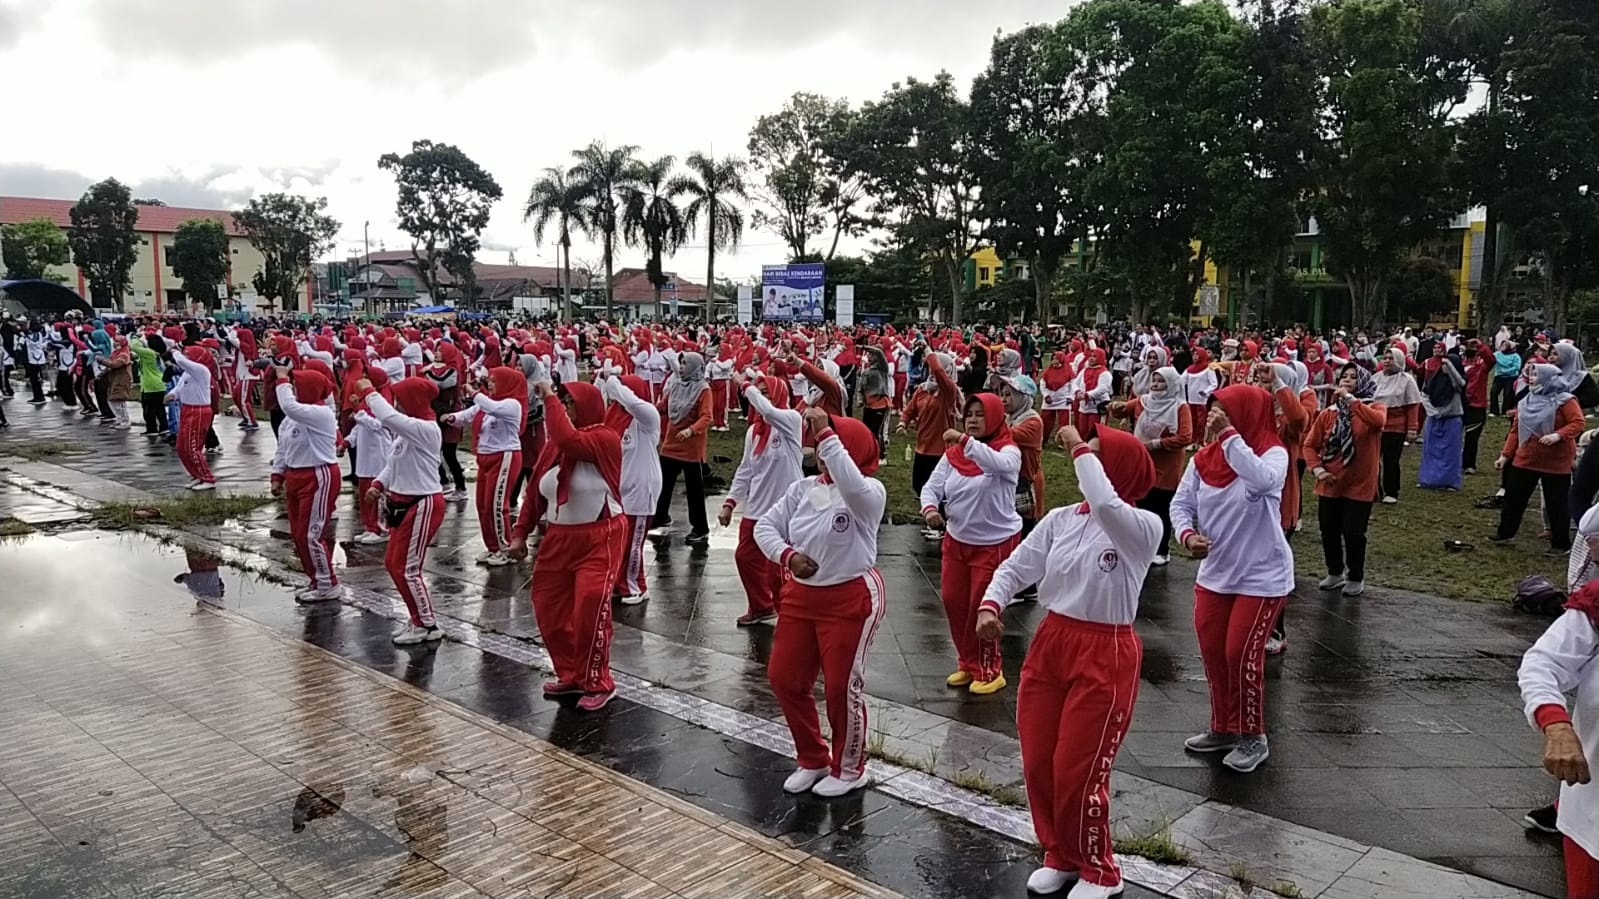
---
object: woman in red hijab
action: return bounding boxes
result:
[427,343,468,500]
[1040,352,1074,442]
[447,367,528,566]
[977,425,1159,898]
[919,393,1023,695]
[510,381,627,712]
[270,366,342,603]
[1073,348,1112,436]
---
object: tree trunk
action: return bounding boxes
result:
[945,257,964,327]
[1032,254,1053,326]
[560,238,571,325]
[603,231,614,321]
[706,241,717,325]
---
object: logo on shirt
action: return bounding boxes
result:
[831,512,850,533]
[1098,549,1119,573]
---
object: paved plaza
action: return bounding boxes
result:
[0,399,1573,898]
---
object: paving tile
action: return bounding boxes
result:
[1169,801,1365,896]
[1322,847,1546,898]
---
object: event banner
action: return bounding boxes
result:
[760,263,824,322]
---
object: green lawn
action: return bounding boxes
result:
[704,412,1564,603]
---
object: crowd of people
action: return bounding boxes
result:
[0,311,1593,898]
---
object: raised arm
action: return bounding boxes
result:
[744,384,803,438]
[816,427,887,524]
[1218,433,1288,494]
[952,435,1022,477]
[1075,445,1161,556]
[603,377,662,433]
[980,509,1064,614]
[754,484,800,565]
[275,382,337,429]
[365,393,442,446]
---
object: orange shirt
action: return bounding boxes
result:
[1116,398,1193,491]
[902,363,961,457]
[1383,403,1421,434]
[1501,399,1584,475]
[1010,412,1044,514]
[1302,402,1387,502]
[659,391,712,462]
[1275,387,1311,530]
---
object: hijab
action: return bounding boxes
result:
[1082,428,1156,510]
[1185,346,1212,376]
[1551,342,1586,394]
[1193,384,1283,488]
[478,367,528,438]
[364,366,394,404]
[1134,366,1183,441]
[1042,352,1073,390]
[291,369,333,406]
[392,376,439,420]
[748,376,791,455]
[1371,347,1422,408]
[947,394,1014,477]
[667,351,709,424]
[1322,365,1376,467]
[604,374,651,437]
[1517,363,1574,444]
[529,381,622,520]
[819,414,881,480]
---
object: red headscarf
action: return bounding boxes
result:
[1086,348,1107,370]
[292,369,333,406]
[1565,578,1599,630]
[1042,352,1073,391]
[529,382,623,521]
[1186,346,1212,376]
[947,393,1014,477]
[603,375,651,436]
[341,348,367,410]
[234,327,257,361]
[381,337,403,360]
[475,367,528,442]
[820,414,880,479]
[1193,384,1284,488]
[302,359,336,387]
[365,366,394,404]
[749,376,791,455]
[1081,428,1155,510]
[391,377,439,420]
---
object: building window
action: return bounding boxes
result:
[978,266,991,281]
[166,247,180,268]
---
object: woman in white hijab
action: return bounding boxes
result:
[1370,346,1422,504]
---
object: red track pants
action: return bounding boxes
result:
[893,373,907,411]
[1074,410,1101,438]
[1187,404,1207,443]
[941,534,1018,682]
[234,378,257,425]
[735,517,784,617]
[532,516,626,694]
[1041,410,1067,443]
[711,380,729,428]
[1569,836,1599,899]
[1194,587,1284,736]
[385,492,445,626]
[357,476,384,536]
[613,514,651,597]
[284,464,340,591]
[767,570,886,779]
[474,450,521,553]
[177,404,215,483]
[1018,613,1141,886]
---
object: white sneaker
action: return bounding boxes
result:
[619,593,649,606]
[478,551,512,567]
[354,531,388,545]
[810,774,867,798]
[392,624,443,645]
[782,767,829,794]
[1381,495,1398,505]
[646,526,671,537]
[1318,572,1346,590]
[1067,881,1124,899]
[1026,867,1075,895]
[190,481,216,492]
[1265,633,1287,655]
[446,490,469,502]
[1151,554,1170,567]
[1342,580,1366,597]
[294,586,342,604]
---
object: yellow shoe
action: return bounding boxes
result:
[968,675,1007,695]
[945,670,973,687]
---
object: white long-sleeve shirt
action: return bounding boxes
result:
[1169,433,1295,597]
[919,437,1022,546]
[378,357,406,383]
[170,352,213,406]
[755,431,886,587]
[706,358,734,381]
[981,447,1162,623]
[1182,368,1219,407]
[601,377,663,516]
[453,394,523,453]
[539,464,621,524]
[1074,369,1113,412]
[554,345,578,384]
[1041,377,1073,411]
[728,386,804,519]
[226,331,257,381]
[1517,609,1599,858]
[348,410,393,479]
[367,395,443,496]
[271,383,338,473]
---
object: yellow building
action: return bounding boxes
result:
[0,196,311,313]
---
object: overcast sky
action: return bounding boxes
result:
[0,0,1070,281]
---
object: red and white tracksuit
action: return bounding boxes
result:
[272,385,341,592]
[456,395,523,554]
[349,410,392,537]
[707,358,733,428]
[981,447,1162,887]
[602,378,663,598]
[1072,367,1112,435]
[365,393,446,627]
[729,386,805,617]
[920,437,1023,683]
[171,353,215,484]
[755,431,888,779]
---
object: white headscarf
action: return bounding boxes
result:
[1135,366,1183,441]
[666,351,709,424]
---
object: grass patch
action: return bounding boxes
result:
[706,413,1561,601]
[0,517,35,537]
[1230,861,1256,890]
[0,438,86,462]
[1111,820,1192,866]
[94,493,276,530]
[1270,881,1305,898]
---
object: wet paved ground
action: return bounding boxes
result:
[0,397,1571,897]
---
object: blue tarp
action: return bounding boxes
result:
[412,304,455,314]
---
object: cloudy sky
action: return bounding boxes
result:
[0,0,1068,281]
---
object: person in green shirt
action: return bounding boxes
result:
[131,335,170,436]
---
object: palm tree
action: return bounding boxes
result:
[568,141,640,319]
[679,153,748,320]
[620,154,691,314]
[522,167,585,323]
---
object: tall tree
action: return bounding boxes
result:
[1,217,71,281]
[234,193,339,314]
[568,141,641,318]
[679,153,748,322]
[1308,0,1466,329]
[168,218,231,310]
[620,155,690,310]
[68,178,140,310]
[836,73,982,324]
[377,139,503,308]
[746,92,865,261]
[523,167,586,324]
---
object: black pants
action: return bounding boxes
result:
[863,406,889,459]
[440,442,466,491]
[1490,375,1517,415]
[93,376,113,420]
[140,391,166,433]
[653,455,709,535]
[912,451,942,497]
[56,370,77,406]
[1138,486,1176,557]
[1499,464,1572,550]
[0,363,12,396]
[1380,432,1406,499]
[1318,496,1373,581]
[269,408,285,437]
[1462,406,1486,472]
[26,363,45,402]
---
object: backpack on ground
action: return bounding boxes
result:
[1511,575,1567,618]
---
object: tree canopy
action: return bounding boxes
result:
[168,218,231,310]
[68,178,140,310]
[1,218,71,281]
[378,139,504,307]
[234,193,339,313]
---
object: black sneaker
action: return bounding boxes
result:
[1523,804,1559,834]
[685,530,710,546]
